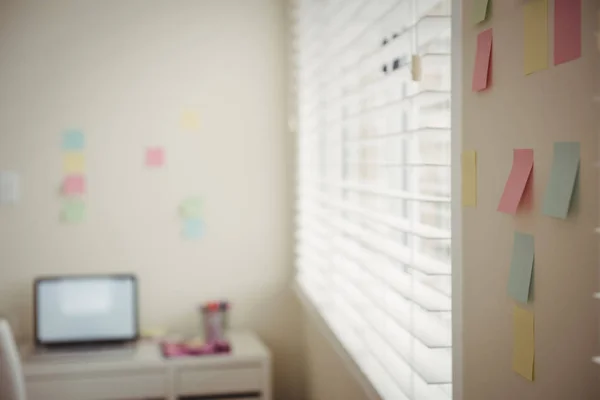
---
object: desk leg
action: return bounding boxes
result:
[262,360,272,400]
[166,367,177,400]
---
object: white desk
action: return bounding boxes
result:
[20,331,271,400]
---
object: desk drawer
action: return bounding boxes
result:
[26,370,167,400]
[176,366,262,396]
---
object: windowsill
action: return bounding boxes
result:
[293,282,382,400]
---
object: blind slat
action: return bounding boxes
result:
[299,181,451,203]
[298,196,450,239]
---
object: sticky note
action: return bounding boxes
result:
[411,55,422,82]
[182,111,200,131]
[472,0,490,25]
[183,219,203,239]
[554,0,581,65]
[462,151,477,207]
[597,10,600,51]
[141,328,167,339]
[61,199,85,223]
[63,153,85,173]
[0,171,20,205]
[524,0,548,75]
[498,149,534,214]
[179,198,202,219]
[513,306,534,381]
[63,175,85,195]
[542,142,580,219]
[62,130,85,150]
[145,147,165,167]
[472,29,492,92]
[508,232,534,304]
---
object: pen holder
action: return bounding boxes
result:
[200,302,229,343]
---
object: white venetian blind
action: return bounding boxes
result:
[292,0,452,399]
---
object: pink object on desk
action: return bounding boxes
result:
[161,340,231,358]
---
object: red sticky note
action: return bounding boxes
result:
[554,0,581,65]
[472,29,493,92]
[63,175,85,195]
[498,149,534,215]
[146,147,165,167]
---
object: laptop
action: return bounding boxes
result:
[31,274,139,360]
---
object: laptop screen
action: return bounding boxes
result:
[35,275,138,345]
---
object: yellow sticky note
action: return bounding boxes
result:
[411,55,422,82]
[63,153,85,173]
[181,111,200,131]
[597,10,600,51]
[462,151,477,207]
[513,306,535,381]
[524,0,548,75]
[141,328,167,339]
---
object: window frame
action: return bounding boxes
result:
[290,0,463,398]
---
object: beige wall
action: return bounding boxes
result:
[462,0,599,399]
[0,1,304,399]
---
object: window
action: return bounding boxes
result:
[293,0,452,398]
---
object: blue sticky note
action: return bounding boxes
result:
[183,219,203,239]
[62,130,85,150]
[542,142,580,219]
[508,232,534,304]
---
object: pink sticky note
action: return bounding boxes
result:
[146,147,165,167]
[498,149,534,215]
[472,29,493,92]
[554,0,581,66]
[63,175,85,195]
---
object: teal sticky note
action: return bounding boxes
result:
[508,232,534,304]
[62,130,85,150]
[542,142,580,219]
[183,219,203,239]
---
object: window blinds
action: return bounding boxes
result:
[293,0,452,399]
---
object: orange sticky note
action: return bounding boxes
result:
[472,29,493,92]
[145,147,165,167]
[498,149,534,214]
[554,0,581,65]
[63,175,85,195]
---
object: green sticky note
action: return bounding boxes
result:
[508,232,534,304]
[179,198,202,219]
[61,199,85,223]
[473,0,490,24]
[542,142,580,219]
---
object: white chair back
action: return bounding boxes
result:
[0,319,26,400]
